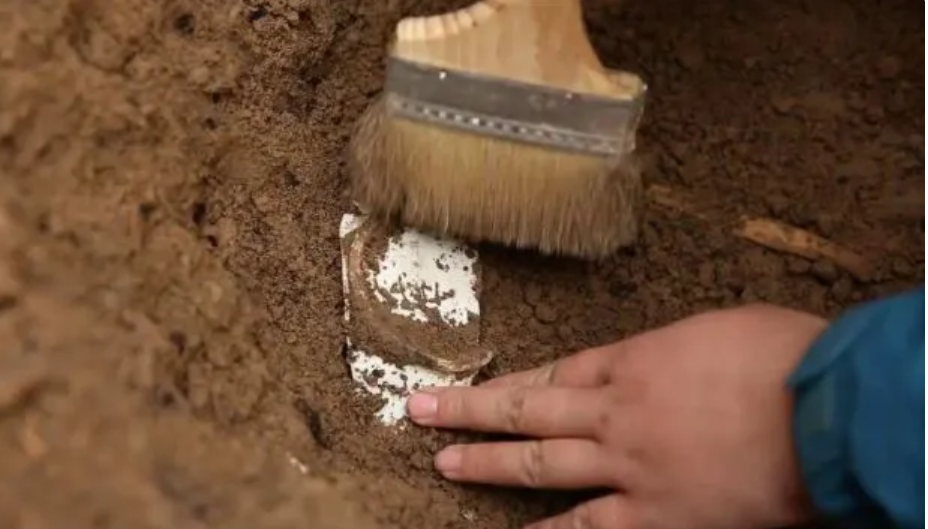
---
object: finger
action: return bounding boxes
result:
[482,342,622,389]
[409,386,606,437]
[436,439,615,489]
[525,495,641,529]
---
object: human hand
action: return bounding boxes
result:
[406,304,827,529]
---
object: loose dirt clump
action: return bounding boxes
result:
[0,0,922,528]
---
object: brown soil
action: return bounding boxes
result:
[0,0,922,528]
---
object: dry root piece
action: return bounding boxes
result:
[734,217,873,280]
[647,185,874,280]
[647,185,709,221]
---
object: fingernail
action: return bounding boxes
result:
[406,392,438,423]
[435,446,462,476]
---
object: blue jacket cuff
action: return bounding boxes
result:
[788,286,925,529]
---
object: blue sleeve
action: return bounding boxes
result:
[789,285,925,529]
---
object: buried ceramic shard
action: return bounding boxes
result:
[338,213,493,426]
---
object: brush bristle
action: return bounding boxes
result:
[348,97,642,259]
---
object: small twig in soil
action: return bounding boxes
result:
[647,185,710,222]
[734,218,873,280]
[647,185,874,281]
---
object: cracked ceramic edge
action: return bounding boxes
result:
[338,213,485,426]
[345,217,493,374]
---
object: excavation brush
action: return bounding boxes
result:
[348,0,647,259]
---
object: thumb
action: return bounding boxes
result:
[525,494,642,529]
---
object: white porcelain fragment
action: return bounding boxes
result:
[339,213,481,427]
[366,229,479,327]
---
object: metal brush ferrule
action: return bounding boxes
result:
[383,57,646,157]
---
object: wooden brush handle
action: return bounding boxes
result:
[392,0,640,99]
